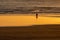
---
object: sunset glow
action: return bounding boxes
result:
[0,14,60,26]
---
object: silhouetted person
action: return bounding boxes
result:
[36,13,38,19]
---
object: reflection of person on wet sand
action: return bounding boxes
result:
[36,13,38,19]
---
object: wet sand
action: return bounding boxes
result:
[0,24,60,40]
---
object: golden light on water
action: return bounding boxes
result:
[0,14,60,26]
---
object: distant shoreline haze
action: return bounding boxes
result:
[0,0,60,13]
[0,7,60,13]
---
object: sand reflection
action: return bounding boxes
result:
[0,14,60,26]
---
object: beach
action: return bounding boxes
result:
[0,25,60,40]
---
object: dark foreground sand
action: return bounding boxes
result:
[0,24,60,40]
